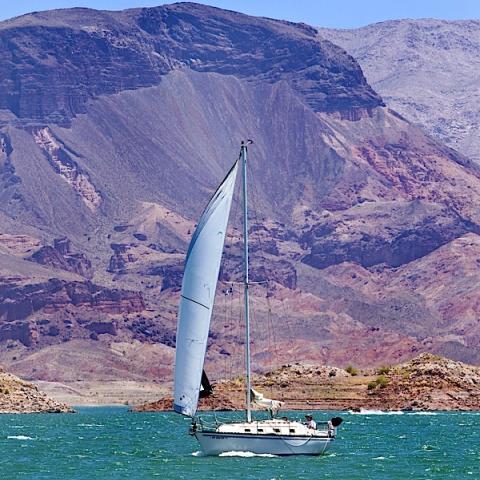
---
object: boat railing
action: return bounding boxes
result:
[195,413,224,431]
[195,415,332,430]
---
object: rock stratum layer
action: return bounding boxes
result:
[134,354,480,412]
[319,20,480,163]
[0,4,479,401]
[0,3,381,125]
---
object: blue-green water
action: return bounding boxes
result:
[1,407,479,479]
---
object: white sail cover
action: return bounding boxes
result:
[250,388,284,416]
[174,161,239,416]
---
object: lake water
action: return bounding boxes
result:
[1,407,479,479]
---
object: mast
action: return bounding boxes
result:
[241,140,253,423]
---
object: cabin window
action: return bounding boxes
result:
[258,429,264,433]
[274,428,280,433]
[244,429,251,433]
[289,429,295,433]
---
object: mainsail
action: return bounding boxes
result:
[174,161,239,416]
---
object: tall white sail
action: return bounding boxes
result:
[174,161,239,416]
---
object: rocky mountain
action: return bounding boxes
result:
[319,19,480,163]
[0,3,479,402]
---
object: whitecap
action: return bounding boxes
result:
[373,456,385,460]
[219,451,278,458]
[191,451,204,457]
[348,409,403,415]
[7,435,33,440]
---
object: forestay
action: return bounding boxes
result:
[174,161,239,416]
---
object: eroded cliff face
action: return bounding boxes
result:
[29,237,93,278]
[32,128,102,211]
[0,5,479,392]
[0,3,382,125]
[0,276,145,347]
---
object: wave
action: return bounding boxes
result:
[219,451,278,458]
[348,409,404,415]
[192,450,278,458]
[7,435,33,440]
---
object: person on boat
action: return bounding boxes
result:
[305,414,317,430]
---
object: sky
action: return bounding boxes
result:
[1,0,479,28]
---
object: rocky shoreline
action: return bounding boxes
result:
[0,368,73,414]
[133,354,480,412]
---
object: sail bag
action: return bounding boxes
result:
[174,161,239,416]
[250,388,284,416]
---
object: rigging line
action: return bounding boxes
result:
[266,293,280,397]
[228,280,268,284]
[247,165,296,364]
[247,164,277,379]
[227,280,236,381]
[247,162,282,376]
[239,282,246,381]
[249,287,264,382]
[246,163,266,369]
[250,285,269,371]
[230,182,243,381]
[222,277,228,382]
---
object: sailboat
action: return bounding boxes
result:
[174,141,342,456]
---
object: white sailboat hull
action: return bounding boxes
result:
[195,431,334,456]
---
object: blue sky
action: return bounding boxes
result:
[2,0,479,28]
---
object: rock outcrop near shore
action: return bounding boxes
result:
[134,354,480,412]
[0,368,73,413]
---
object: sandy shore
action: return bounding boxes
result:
[33,380,170,406]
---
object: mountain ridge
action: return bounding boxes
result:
[0,2,382,126]
[319,18,480,162]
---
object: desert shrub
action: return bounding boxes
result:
[377,365,391,375]
[376,375,389,388]
[367,375,389,390]
[345,365,358,376]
